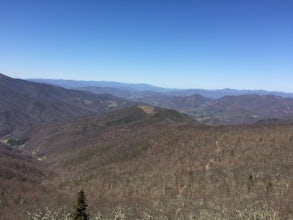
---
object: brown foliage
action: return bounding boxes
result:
[14,107,293,219]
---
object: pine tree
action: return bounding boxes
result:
[72,189,88,220]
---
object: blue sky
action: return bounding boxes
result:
[0,0,292,91]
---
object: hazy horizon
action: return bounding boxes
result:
[1,0,292,92]
[20,75,293,93]
[1,72,293,93]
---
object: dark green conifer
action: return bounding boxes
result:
[72,189,88,220]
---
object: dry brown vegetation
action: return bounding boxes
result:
[2,106,290,219]
[133,93,293,125]
[0,143,70,220]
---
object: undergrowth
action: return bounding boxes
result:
[26,205,291,220]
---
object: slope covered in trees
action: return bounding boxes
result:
[4,106,291,219]
[1,74,292,219]
[0,73,133,137]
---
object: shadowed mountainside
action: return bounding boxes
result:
[0,74,133,137]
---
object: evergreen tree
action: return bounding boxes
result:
[72,189,88,220]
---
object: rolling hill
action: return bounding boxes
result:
[196,95,293,125]
[28,77,293,125]
[134,94,210,112]
[5,105,291,219]
[0,73,133,137]
[126,94,293,125]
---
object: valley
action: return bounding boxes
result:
[30,78,293,125]
[0,74,292,219]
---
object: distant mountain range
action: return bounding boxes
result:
[29,78,169,93]
[29,78,293,99]
[1,73,293,138]
[29,77,293,125]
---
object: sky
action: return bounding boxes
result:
[0,0,292,92]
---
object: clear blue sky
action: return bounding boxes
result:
[0,0,292,91]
